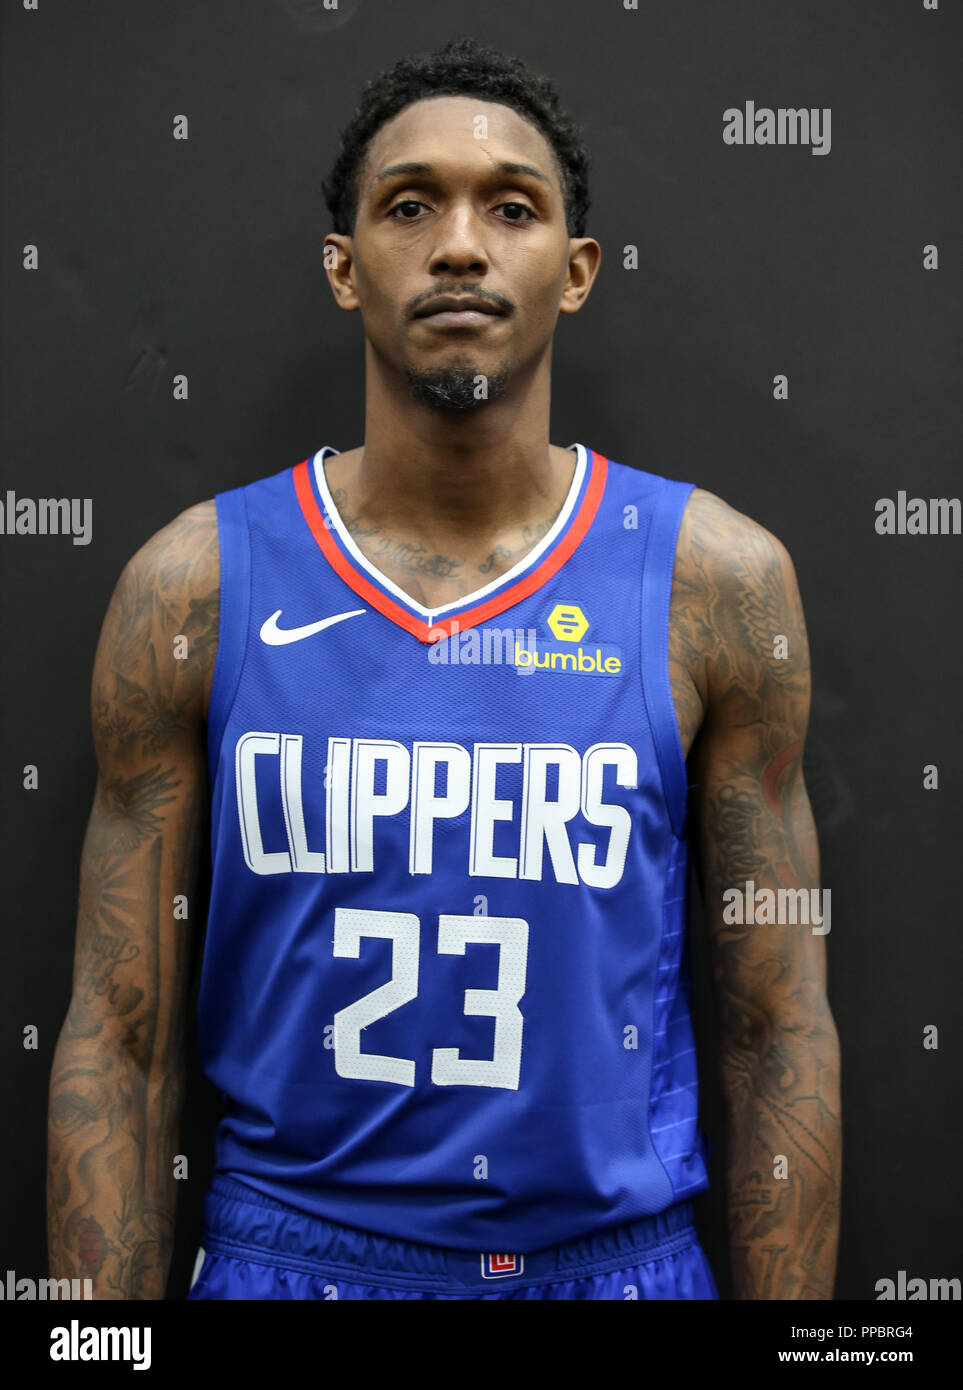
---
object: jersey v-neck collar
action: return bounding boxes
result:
[292,442,607,643]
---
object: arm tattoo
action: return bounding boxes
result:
[47,501,216,1298]
[675,489,841,1300]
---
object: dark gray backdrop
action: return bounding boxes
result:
[2,0,960,1301]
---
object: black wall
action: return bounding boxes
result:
[2,0,960,1301]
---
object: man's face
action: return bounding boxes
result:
[329,95,584,409]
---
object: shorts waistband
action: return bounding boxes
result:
[200,1175,701,1292]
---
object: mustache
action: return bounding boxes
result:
[410,288,513,317]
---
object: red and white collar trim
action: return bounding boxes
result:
[292,442,607,643]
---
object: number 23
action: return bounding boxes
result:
[331,908,529,1090]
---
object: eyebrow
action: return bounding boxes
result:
[371,160,553,188]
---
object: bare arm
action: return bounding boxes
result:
[46,500,218,1299]
[678,489,842,1299]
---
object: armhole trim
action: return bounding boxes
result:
[640,478,695,839]
[206,487,251,786]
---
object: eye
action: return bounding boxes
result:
[387,199,428,220]
[496,202,537,223]
[386,199,537,223]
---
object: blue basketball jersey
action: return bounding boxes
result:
[198,442,711,1252]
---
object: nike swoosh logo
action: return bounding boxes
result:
[259,608,366,645]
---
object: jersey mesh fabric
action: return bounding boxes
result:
[195,444,711,1253]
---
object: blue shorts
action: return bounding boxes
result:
[187,1175,719,1300]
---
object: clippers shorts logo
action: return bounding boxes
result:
[481,1253,524,1279]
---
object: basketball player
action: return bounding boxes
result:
[47,38,841,1300]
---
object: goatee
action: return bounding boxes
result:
[405,364,509,412]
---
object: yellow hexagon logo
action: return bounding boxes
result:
[547,603,589,642]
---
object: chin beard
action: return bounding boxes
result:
[404,363,509,412]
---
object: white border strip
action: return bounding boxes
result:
[312,442,587,622]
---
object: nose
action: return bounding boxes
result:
[427,202,490,276]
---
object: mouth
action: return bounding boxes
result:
[413,296,507,328]
[416,308,501,328]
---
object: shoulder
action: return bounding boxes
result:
[676,486,800,602]
[671,487,809,705]
[94,499,221,735]
[129,497,219,576]
[120,498,220,657]
[117,498,219,605]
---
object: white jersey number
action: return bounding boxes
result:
[332,908,529,1090]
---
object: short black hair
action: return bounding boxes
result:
[322,37,591,239]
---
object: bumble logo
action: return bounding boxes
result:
[547,604,589,642]
[513,602,624,677]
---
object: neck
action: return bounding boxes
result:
[343,344,565,543]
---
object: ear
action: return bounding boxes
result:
[559,237,602,315]
[323,234,360,311]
